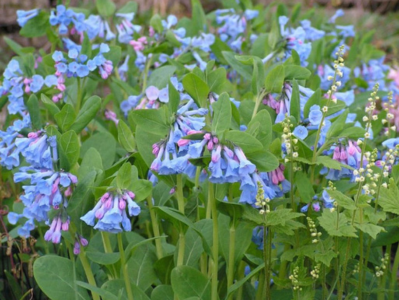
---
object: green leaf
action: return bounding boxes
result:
[207,68,228,94]
[265,66,285,94]
[147,66,177,89]
[212,93,231,135]
[379,178,399,215]
[118,121,136,152]
[191,0,207,35]
[295,171,314,203]
[150,14,163,33]
[76,281,119,300]
[210,38,232,65]
[316,156,348,170]
[182,73,210,108]
[20,11,50,37]
[41,94,60,116]
[284,65,312,80]
[127,245,158,291]
[246,150,279,172]
[152,285,174,300]
[222,51,252,80]
[337,127,366,140]
[33,256,90,300]
[227,263,265,297]
[81,132,117,169]
[60,130,80,171]
[290,80,300,122]
[168,79,180,113]
[26,94,42,130]
[171,266,211,300]
[130,109,170,135]
[268,15,280,49]
[55,104,76,132]
[355,223,384,239]
[116,163,133,190]
[3,37,24,56]
[96,0,116,17]
[67,171,96,235]
[318,210,357,237]
[78,147,103,180]
[251,57,265,95]
[326,109,348,139]
[85,251,121,265]
[154,206,193,233]
[104,46,121,66]
[216,200,244,225]
[225,131,263,153]
[326,189,356,210]
[70,96,101,133]
[117,1,138,13]
[247,110,273,148]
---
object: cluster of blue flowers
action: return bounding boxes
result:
[53,43,113,79]
[7,132,78,241]
[81,191,140,233]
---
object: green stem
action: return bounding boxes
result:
[101,231,118,278]
[209,182,219,300]
[79,250,100,300]
[176,174,185,213]
[118,234,134,300]
[278,244,290,285]
[338,237,352,299]
[76,78,83,114]
[177,232,185,266]
[147,196,163,259]
[227,226,236,300]
[389,244,399,300]
[236,261,246,300]
[264,226,272,300]
[101,231,113,253]
[251,91,266,120]
[256,272,265,300]
[66,241,79,300]
[378,244,390,300]
[358,209,364,300]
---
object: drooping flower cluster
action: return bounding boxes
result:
[81,191,140,233]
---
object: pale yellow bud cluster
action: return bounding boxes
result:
[307,217,321,244]
[310,264,321,279]
[375,253,390,278]
[289,266,302,291]
[255,181,270,215]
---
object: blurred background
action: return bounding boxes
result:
[0,0,398,72]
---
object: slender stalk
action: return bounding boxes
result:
[101,231,118,278]
[79,250,100,300]
[256,272,265,300]
[175,175,186,268]
[117,234,134,300]
[176,232,185,266]
[264,226,272,300]
[176,174,185,213]
[209,182,219,300]
[337,237,352,299]
[147,196,163,259]
[101,231,113,253]
[389,244,399,300]
[236,261,246,300]
[378,244,390,300]
[227,226,236,300]
[251,91,266,120]
[358,208,364,300]
[76,78,83,114]
[66,241,79,300]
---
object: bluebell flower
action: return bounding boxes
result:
[17,9,39,27]
[300,20,325,41]
[293,125,308,140]
[81,191,140,233]
[329,9,344,23]
[309,105,323,126]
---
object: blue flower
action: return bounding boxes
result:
[293,125,308,140]
[17,9,39,27]
[309,105,323,126]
